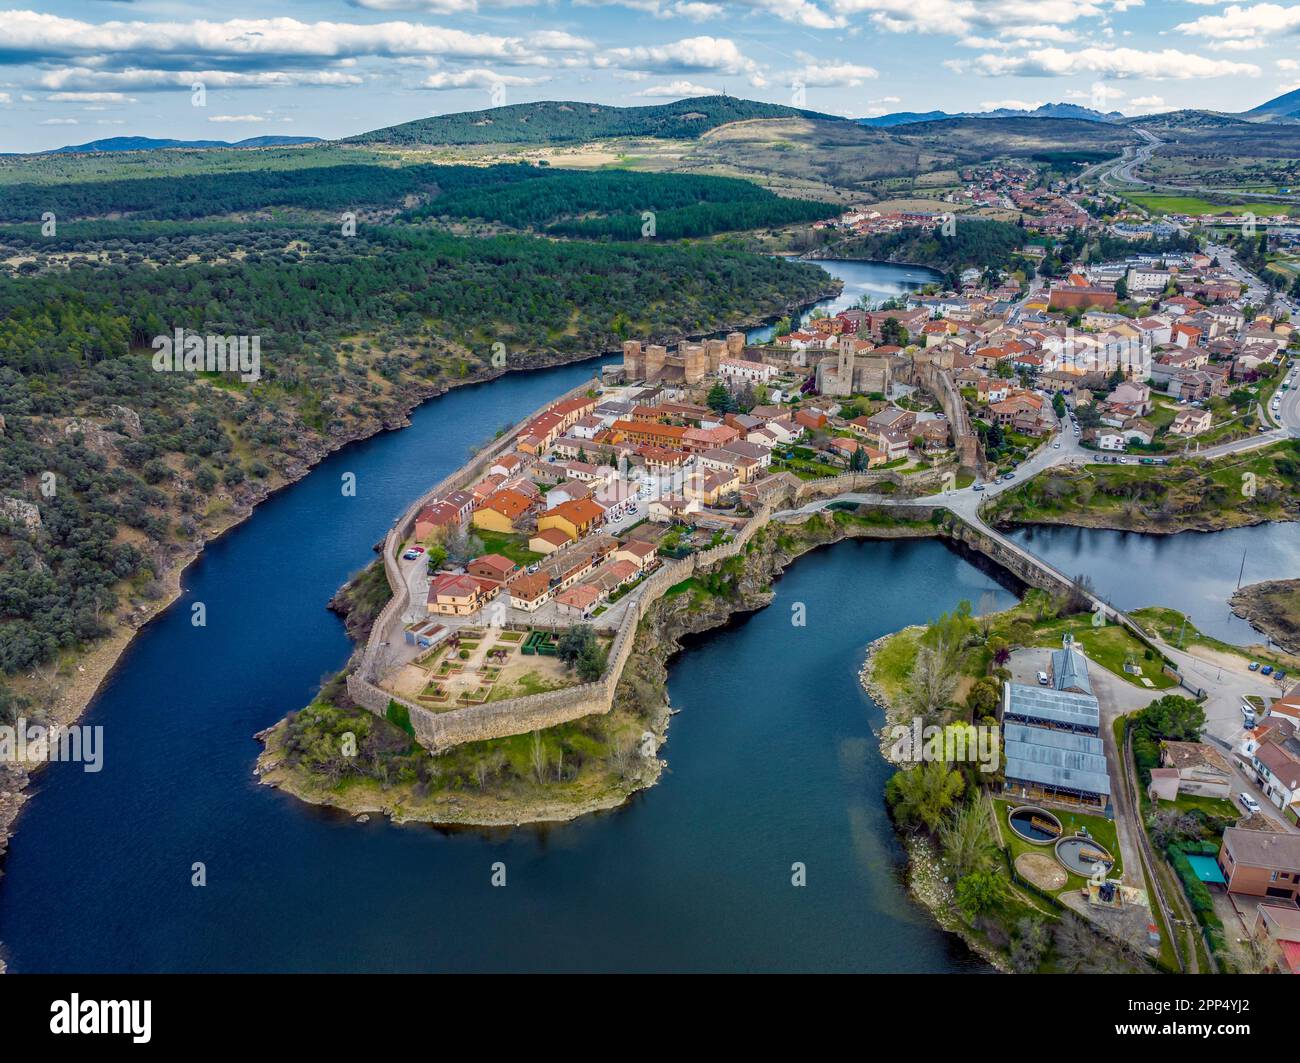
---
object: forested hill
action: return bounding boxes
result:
[346,96,843,146]
[825,219,1030,278]
[0,220,834,707]
[1,161,837,238]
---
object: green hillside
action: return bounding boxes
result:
[346,96,843,146]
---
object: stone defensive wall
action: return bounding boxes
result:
[348,484,773,751]
[915,360,983,476]
[791,463,957,502]
[355,379,598,690]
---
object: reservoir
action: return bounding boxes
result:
[1006,523,1300,646]
[0,258,1283,972]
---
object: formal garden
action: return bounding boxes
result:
[385,624,611,710]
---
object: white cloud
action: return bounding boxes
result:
[787,59,879,87]
[1065,84,1125,101]
[37,68,364,93]
[600,36,760,79]
[208,114,266,122]
[1176,4,1300,40]
[949,46,1260,79]
[349,0,538,11]
[0,12,591,71]
[39,117,78,125]
[47,91,137,103]
[419,68,550,89]
[578,0,842,27]
[1208,38,1267,52]
[632,80,720,96]
[830,0,1106,37]
[1127,95,1165,109]
[671,2,726,18]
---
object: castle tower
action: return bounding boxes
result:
[645,344,668,380]
[705,339,726,375]
[726,332,745,359]
[834,336,855,398]
[681,343,707,384]
[622,340,644,380]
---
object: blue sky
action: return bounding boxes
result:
[2,0,1299,151]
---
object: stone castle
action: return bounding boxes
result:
[814,335,892,398]
[622,332,746,385]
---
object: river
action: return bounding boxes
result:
[0,259,1281,972]
[743,259,943,344]
[1006,523,1300,646]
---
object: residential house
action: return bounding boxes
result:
[1251,904,1300,974]
[614,539,659,572]
[467,554,517,584]
[1170,408,1213,437]
[428,573,497,616]
[1160,741,1232,799]
[554,583,602,621]
[1217,828,1300,901]
[536,497,605,541]
[529,527,572,555]
[472,488,535,534]
[506,570,552,612]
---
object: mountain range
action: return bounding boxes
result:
[32,87,1300,154]
[860,102,1126,127]
[40,135,323,154]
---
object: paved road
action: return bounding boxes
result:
[1098,127,1300,207]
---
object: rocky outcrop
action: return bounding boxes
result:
[1231,579,1300,655]
[0,497,40,531]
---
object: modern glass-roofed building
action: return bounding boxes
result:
[1049,633,1093,696]
[1001,680,1110,808]
[1003,721,1111,805]
[1002,682,1100,736]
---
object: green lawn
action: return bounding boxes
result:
[474,529,544,565]
[1126,193,1299,218]
[1029,615,1177,690]
[994,798,1123,895]
[1132,605,1300,674]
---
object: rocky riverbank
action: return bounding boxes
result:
[0,290,841,947]
[859,620,1015,972]
[256,507,945,827]
[1230,578,1300,655]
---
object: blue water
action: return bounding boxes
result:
[0,314,1014,971]
[1006,523,1300,646]
[744,259,943,344]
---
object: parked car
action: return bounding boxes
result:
[1276,671,1288,683]
[972,483,985,492]
[1005,471,1016,479]
[1036,670,1049,686]
[1249,661,1260,671]
[1053,441,1061,449]
[1262,664,1273,675]
[1238,792,1262,815]
[1242,704,1257,728]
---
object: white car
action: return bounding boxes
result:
[1036,670,1049,686]
[1237,792,1262,815]
[1053,441,1061,449]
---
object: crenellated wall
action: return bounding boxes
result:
[348,501,773,752]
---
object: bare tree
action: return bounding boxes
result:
[530,730,547,784]
[900,646,959,725]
